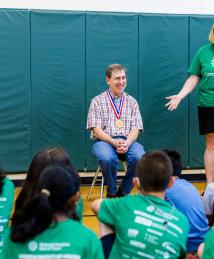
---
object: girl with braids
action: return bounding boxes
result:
[0,168,14,255]
[15,147,83,222]
[2,165,104,259]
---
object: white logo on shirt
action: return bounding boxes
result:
[128,228,139,237]
[162,242,176,254]
[210,57,214,67]
[28,241,38,251]
[147,205,155,212]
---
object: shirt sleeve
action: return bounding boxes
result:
[202,183,214,215]
[188,47,202,77]
[4,178,15,220]
[1,228,10,256]
[75,197,83,223]
[202,229,214,259]
[130,101,143,132]
[98,199,120,227]
[93,238,105,259]
[86,97,102,130]
[175,214,189,259]
[0,178,14,252]
[86,233,104,259]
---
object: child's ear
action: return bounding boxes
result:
[167,176,175,189]
[133,177,140,189]
[67,191,81,208]
[73,191,81,203]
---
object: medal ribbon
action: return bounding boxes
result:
[107,91,124,119]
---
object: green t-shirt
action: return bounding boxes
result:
[76,197,83,223]
[2,219,104,259]
[0,177,14,255]
[98,194,189,259]
[202,228,214,259]
[188,43,214,107]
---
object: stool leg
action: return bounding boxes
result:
[122,161,132,194]
[100,176,105,199]
[87,167,100,201]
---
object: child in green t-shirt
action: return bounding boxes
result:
[199,229,214,259]
[0,169,14,255]
[91,150,189,259]
[2,165,104,259]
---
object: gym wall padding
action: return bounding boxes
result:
[0,9,213,172]
[0,9,31,172]
[138,14,189,167]
[31,10,85,170]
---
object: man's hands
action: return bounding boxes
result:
[112,139,130,154]
[92,128,139,154]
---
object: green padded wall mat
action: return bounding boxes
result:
[0,9,213,172]
[138,14,189,167]
[0,9,31,172]
[31,10,86,170]
[85,12,139,170]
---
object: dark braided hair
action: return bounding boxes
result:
[11,164,80,242]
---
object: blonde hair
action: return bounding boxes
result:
[209,24,214,43]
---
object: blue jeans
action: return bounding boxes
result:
[92,137,145,195]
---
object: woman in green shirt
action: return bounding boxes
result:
[166,24,214,184]
[2,165,103,259]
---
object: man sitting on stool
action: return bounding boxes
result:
[87,64,145,198]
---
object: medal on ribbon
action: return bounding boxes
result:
[107,91,124,128]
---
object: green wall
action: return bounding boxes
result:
[0,9,213,172]
[0,10,31,172]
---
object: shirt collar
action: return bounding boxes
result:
[108,90,123,101]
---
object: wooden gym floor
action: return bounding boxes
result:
[14,181,206,236]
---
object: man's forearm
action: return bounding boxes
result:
[126,129,139,146]
[93,128,115,145]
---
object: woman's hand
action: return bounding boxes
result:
[165,95,182,111]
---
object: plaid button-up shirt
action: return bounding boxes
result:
[87,91,143,139]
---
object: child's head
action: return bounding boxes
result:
[11,164,80,242]
[136,150,173,192]
[27,147,72,183]
[163,149,182,177]
[38,164,80,214]
[16,147,74,210]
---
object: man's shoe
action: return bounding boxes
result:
[116,187,126,198]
